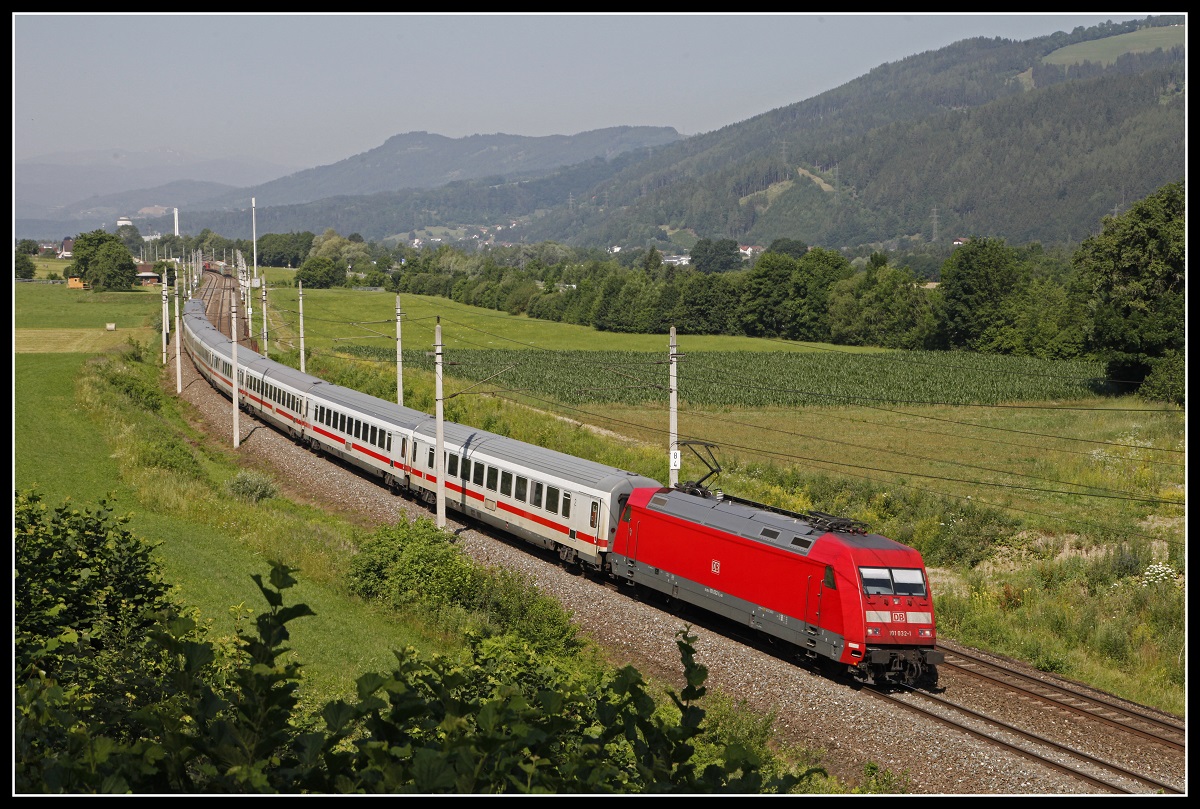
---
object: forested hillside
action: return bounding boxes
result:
[123,15,1183,254]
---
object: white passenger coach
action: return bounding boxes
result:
[183,298,661,569]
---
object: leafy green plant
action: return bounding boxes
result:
[225,470,279,503]
[16,493,824,795]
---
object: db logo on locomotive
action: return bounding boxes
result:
[892,612,906,622]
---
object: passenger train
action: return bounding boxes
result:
[183,294,943,686]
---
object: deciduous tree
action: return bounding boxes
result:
[15,251,36,279]
[1074,180,1184,401]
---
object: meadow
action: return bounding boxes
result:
[13,278,1186,714]
[263,279,1186,711]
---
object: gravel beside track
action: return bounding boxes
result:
[169,348,1161,795]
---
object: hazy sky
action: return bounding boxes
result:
[13,13,1151,171]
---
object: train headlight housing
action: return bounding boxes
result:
[918,628,932,637]
[866,626,881,636]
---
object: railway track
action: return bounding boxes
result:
[197,269,256,350]
[863,683,1182,794]
[938,643,1185,753]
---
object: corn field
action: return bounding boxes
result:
[339,345,1114,407]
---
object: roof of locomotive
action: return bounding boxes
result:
[184,299,662,495]
[637,486,919,559]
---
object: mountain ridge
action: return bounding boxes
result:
[14,15,1184,252]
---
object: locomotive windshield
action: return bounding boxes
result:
[859,567,927,597]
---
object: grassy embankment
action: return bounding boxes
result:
[14,282,470,718]
[16,277,1186,715]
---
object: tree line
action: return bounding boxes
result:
[22,181,1183,405]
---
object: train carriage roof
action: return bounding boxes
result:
[641,487,918,559]
[186,300,661,496]
[414,419,661,494]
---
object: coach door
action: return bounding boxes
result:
[587,499,601,547]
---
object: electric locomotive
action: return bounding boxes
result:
[609,484,942,686]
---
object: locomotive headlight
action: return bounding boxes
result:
[918,628,932,637]
[867,626,880,636]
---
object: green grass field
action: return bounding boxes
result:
[14,277,1186,714]
[1042,25,1186,67]
[13,283,445,713]
[14,282,163,352]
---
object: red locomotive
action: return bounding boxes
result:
[609,484,942,686]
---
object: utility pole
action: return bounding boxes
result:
[232,297,240,449]
[161,281,169,365]
[261,282,267,355]
[396,295,404,406]
[298,281,306,374]
[669,326,679,488]
[434,318,446,529]
[174,275,182,394]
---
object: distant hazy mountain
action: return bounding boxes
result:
[14,148,297,220]
[187,126,686,210]
[14,128,683,235]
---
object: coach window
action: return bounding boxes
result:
[500,471,512,497]
[427,447,435,470]
[340,413,347,433]
[447,454,459,477]
[561,492,571,518]
[473,462,485,487]
[486,466,498,492]
[459,457,470,480]
[545,487,560,514]
[370,425,377,446]
[531,481,544,508]
[514,476,527,502]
